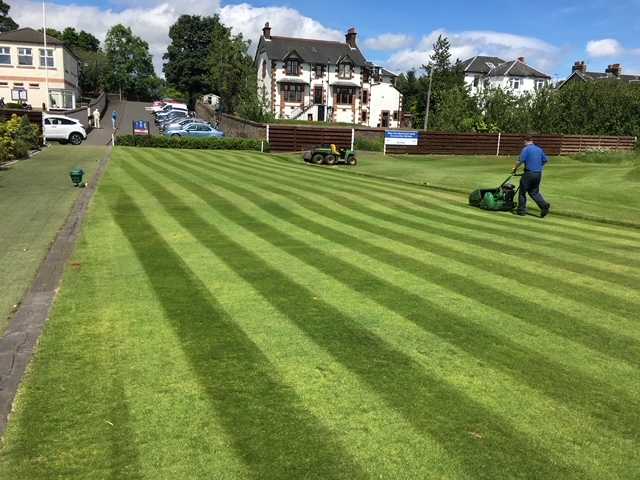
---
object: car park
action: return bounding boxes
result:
[164,123,224,138]
[43,114,87,145]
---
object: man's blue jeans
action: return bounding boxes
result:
[518,171,549,213]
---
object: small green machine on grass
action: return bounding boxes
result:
[303,144,357,166]
[69,168,85,187]
[469,173,522,211]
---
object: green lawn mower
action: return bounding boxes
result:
[303,144,357,166]
[469,173,522,211]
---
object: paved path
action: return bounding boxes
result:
[85,96,158,146]
[0,148,112,437]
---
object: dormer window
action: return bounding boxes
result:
[286,59,300,76]
[262,60,267,79]
[363,68,370,83]
[338,62,352,79]
[314,64,324,78]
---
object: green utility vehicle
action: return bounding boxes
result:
[303,144,357,166]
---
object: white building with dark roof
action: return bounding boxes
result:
[0,28,80,110]
[254,23,402,128]
[461,55,551,96]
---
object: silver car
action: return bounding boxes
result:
[161,117,208,132]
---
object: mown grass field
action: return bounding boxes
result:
[1,147,639,479]
[0,145,107,333]
[288,150,639,225]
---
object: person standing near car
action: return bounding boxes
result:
[513,136,551,217]
[93,108,101,129]
[112,110,119,129]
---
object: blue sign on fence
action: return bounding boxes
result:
[133,120,150,136]
[384,130,419,146]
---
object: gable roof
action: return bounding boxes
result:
[256,35,368,67]
[0,27,64,46]
[559,69,640,88]
[488,59,550,79]
[460,55,505,74]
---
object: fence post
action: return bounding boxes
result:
[112,133,115,146]
[496,132,501,156]
[351,128,355,151]
[266,124,270,143]
[261,140,264,153]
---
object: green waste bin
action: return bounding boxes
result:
[69,168,85,187]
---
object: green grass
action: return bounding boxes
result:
[284,151,639,225]
[0,145,107,333]
[1,147,639,479]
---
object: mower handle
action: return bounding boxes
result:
[500,172,523,187]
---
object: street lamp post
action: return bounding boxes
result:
[423,63,433,131]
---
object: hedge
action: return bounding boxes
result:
[116,135,269,151]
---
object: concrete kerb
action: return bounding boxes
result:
[0,146,113,439]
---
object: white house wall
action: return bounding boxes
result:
[464,73,548,96]
[258,55,401,127]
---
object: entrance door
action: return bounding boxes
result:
[381,110,390,128]
[317,105,325,122]
[313,86,323,104]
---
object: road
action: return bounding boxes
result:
[85,96,158,146]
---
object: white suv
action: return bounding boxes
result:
[43,115,87,145]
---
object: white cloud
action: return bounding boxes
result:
[362,33,414,51]
[8,1,345,74]
[386,28,560,73]
[586,38,624,57]
[9,0,219,74]
[219,3,343,53]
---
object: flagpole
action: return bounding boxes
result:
[42,0,50,111]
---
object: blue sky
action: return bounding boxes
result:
[9,0,640,77]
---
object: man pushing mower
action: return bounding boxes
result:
[513,136,551,218]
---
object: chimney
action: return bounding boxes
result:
[345,27,357,48]
[517,56,525,63]
[263,22,271,40]
[572,60,587,73]
[606,63,622,76]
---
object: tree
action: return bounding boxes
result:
[61,27,100,52]
[163,15,218,107]
[208,16,257,115]
[0,0,18,33]
[103,24,160,100]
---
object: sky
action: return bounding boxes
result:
[7,0,640,79]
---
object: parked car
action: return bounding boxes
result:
[155,109,188,124]
[161,117,208,132]
[164,123,224,138]
[149,102,188,114]
[43,114,87,145]
[153,103,188,117]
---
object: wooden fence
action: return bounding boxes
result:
[268,125,353,152]
[0,109,43,126]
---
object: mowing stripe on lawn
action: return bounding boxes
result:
[118,155,588,479]
[263,153,640,244]
[256,155,640,261]
[107,188,368,480]
[194,151,639,314]
[144,150,637,372]
[273,153,640,241]
[190,151,639,280]
[122,151,636,477]
[128,154,640,440]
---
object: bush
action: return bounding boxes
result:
[116,134,269,151]
[0,114,39,163]
[355,137,384,152]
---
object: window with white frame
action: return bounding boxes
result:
[473,75,480,88]
[39,48,54,68]
[0,47,10,65]
[18,48,33,66]
[535,79,545,90]
[510,77,521,90]
[338,62,352,79]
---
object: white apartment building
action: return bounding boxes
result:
[0,28,81,110]
[461,55,551,96]
[255,24,402,128]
